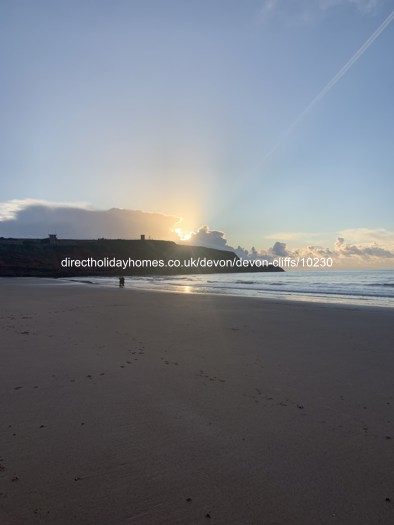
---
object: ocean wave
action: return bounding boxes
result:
[366,283,394,288]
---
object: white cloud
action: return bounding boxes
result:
[180,225,232,250]
[348,0,380,14]
[265,231,322,241]
[334,236,394,258]
[257,0,382,24]
[179,225,255,260]
[319,0,379,12]
[294,245,336,257]
[338,227,394,245]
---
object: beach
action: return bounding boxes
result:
[1,279,394,525]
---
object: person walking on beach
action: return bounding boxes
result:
[119,276,125,288]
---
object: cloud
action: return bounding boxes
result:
[179,225,254,259]
[257,0,383,24]
[320,0,380,13]
[338,227,394,245]
[0,199,180,240]
[257,0,279,21]
[0,198,90,221]
[2,203,392,267]
[180,224,394,267]
[181,227,287,262]
[257,0,315,25]
[348,0,380,14]
[270,241,290,257]
[181,225,231,250]
[264,236,394,265]
[334,237,394,258]
[265,231,322,241]
[332,229,394,262]
[295,245,335,257]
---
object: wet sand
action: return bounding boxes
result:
[1,279,394,524]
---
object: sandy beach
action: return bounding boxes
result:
[1,279,393,525]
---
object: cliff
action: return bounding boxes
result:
[0,238,283,277]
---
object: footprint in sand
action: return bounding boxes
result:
[199,370,225,382]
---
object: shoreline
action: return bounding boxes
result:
[1,275,393,311]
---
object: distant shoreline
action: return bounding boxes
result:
[0,237,284,277]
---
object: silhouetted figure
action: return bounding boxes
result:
[119,276,125,288]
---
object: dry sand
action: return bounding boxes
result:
[1,278,394,525]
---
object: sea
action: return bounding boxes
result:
[65,270,394,308]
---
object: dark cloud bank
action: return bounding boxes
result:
[0,205,179,241]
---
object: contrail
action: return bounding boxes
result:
[260,9,394,164]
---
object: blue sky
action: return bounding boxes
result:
[1,0,393,267]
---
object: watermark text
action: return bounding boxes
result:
[60,256,334,270]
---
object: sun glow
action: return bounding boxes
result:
[174,228,192,241]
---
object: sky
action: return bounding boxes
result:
[1,0,393,268]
